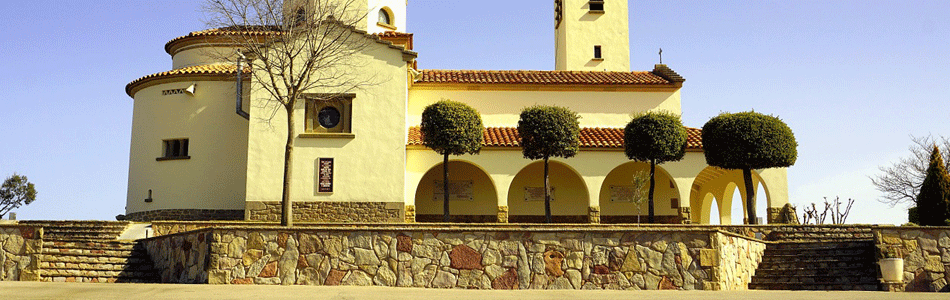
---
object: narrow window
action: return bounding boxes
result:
[158,138,190,161]
[593,45,602,59]
[294,8,307,25]
[378,9,391,25]
[589,0,604,12]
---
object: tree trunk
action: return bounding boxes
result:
[648,159,656,224]
[743,168,757,224]
[443,153,450,222]
[281,105,296,227]
[544,156,552,224]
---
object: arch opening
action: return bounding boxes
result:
[507,160,589,223]
[598,161,681,224]
[689,166,774,224]
[414,160,497,223]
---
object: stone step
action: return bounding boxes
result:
[41,269,158,280]
[43,248,139,258]
[40,261,156,272]
[44,240,139,250]
[758,255,875,264]
[763,248,875,257]
[753,266,879,277]
[41,254,152,265]
[768,241,876,250]
[751,276,879,285]
[749,282,880,291]
[45,276,157,283]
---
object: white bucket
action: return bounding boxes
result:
[879,258,903,282]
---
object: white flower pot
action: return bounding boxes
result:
[879,258,903,282]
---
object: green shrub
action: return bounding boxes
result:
[915,146,950,226]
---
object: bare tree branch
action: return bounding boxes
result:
[201,0,387,226]
[871,135,950,207]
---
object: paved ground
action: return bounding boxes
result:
[1,282,947,300]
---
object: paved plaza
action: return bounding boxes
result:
[0,282,946,300]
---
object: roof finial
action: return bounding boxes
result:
[659,48,663,64]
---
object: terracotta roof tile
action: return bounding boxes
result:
[415,70,672,85]
[373,31,413,38]
[408,126,703,150]
[126,64,248,96]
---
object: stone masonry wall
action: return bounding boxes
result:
[121,209,244,222]
[874,227,950,292]
[246,201,403,223]
[713,232,766,290]
[154,226,750,290]
[141,229,212,283]
[0,225,41,281]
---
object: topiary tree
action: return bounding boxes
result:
[915,146,950,226]
[702,111,797,224]
[421,100,484,222]
[624,111,687,223]
[518,105,580,223]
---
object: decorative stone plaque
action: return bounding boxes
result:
[433,180,473,201]
[524,186,555,202]
[318,158,333,193]
[609,185,634,202]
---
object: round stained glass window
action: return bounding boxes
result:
[318,106,341,129]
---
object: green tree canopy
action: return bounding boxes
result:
[915,146,950,226]
[420,100,483,222]
[420,100,484,156]
[518,105,580,160]
[624,111,687,163]
[702,111,798,169]
[517,105,580,223]
[624,111,687,223]
[702,111,797,224]
[0,173,37,218]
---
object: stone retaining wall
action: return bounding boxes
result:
[141,225,772,290]
[0,225,42,281]
[121,209,244,222]
[245,201,403,223]
[141,229,212,283]
[713,232,766,290]
[873,227,950,292]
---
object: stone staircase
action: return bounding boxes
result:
[19,221,160,283]
[750,226,880,291]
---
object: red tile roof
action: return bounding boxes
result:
[414,70,672,85]
[126,64,248,96]
[408,126,703,150]
[373,31,413,38]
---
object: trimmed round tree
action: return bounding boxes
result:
[421,100,484,222]
[915,146,950,226]
[518,105,580,223]
[624,111,687,223]
[702,111,797,224]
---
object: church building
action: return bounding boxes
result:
[123,0,790,224]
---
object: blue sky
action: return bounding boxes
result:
[1,1,948,224]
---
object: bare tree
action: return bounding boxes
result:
[203,0,379,226]
[872,135,950,207]
[801,197,854,225]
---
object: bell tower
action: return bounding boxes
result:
[283,0,407,34]
[555,0,630,71]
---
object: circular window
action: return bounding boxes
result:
[318,106,341,129]
[378,9,391,25]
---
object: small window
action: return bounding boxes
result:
[378,9,391,25]
[377,7,396,30]
[589,0,604,12]
[593,45,602,59]
[305,93,354,135]
[294,8,307,25]
[158,138,189,161]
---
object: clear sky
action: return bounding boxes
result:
[1,1,947,224]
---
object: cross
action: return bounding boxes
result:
[659,48,663,64]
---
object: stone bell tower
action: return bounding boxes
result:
[554,0,630,71]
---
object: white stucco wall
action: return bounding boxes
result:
[556,0,630,71]
[244,39,410,205]
[407,88,681,128]
[126,81,249,214]
[171,46,241,70]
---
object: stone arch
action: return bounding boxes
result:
[597,161,681,223]
[414,160,498,223]
[507,160,589,223]
[689,166,772,224]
